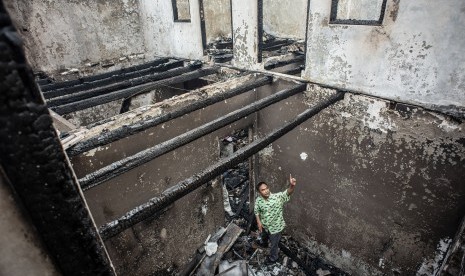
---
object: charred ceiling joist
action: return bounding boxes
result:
[43,59,183,99]
[45,60,185,107]
[264,54,305,70]
[99,91,344,240]
[79,82,307,191]
[50,65,219,115]
[39,57,170,92]
[67,75,274,156]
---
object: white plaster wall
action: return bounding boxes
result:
[231,0,260,69]
[4,0,145,72]
[304,0,465,116]
[140,0,204,59]
[263,0,308,39]
[203,0,232,43]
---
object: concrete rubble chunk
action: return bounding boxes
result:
[316,268,331,276]
[218,260,248,275]
[205,242,218,256]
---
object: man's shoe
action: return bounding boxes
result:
[264,257,276,265]
[253,239,268,249]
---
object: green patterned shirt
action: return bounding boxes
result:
[254,190,290,234]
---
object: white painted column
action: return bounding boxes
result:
[231,0,261,69]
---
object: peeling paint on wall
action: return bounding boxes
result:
[304,0,465,116]
[417,238,452,275]
[231,0,261,69]
[4,0,145,72]
[263,0,307,40]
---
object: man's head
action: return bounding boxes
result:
[256,181,270,199]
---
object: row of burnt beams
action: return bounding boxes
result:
[39,59,343,241]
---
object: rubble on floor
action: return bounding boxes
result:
[176,129,349,275]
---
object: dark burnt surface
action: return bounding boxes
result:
[0,2,114,275]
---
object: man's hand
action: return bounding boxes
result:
[287,174,297,195]
[290,174,296,186]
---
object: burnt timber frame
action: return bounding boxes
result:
[0,2,115,275]
[43,59,183,101]
[51,66,218,115]
[79,83,307,190]
[40,58,170,92]
[99,90,344,240]
[67,75,273,156]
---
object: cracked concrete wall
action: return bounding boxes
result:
[69,75,264,274]
[203,0,232,43]
[255,85,465,275]
[263,0,307,40]
[304,0,465,117]
[141,0,204,60]
[4,0,145,73]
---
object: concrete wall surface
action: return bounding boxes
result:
[4,0,145,73]
[231,0,260,69]
[141,0,204,60]
[263,0,307,39]
[0,171,60,276]
[203,0,232,43]
[255,85,465,275]
[304,0,465,117]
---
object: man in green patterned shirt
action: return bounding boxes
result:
[254,174,297,264]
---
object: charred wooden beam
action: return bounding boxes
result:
[37,78,51,86]
[79,83,306,190]
[262,39,294,51]
[46,61,196,106]
[40,58,170,92]
[264,55,305,70]
[98,90,344,240]
[0,3,115,274]
[51,66,218,115]
[282,65,305,76]
[44,60,183,100]
[67,76,273,156]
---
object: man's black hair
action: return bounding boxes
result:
[256,181,267,191]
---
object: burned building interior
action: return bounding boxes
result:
[0,0,464,275]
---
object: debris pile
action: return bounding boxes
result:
[207,37,233,63]
[178,128,349,275]
[221,129,251,229]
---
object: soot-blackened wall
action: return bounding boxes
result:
[255,84,465,275]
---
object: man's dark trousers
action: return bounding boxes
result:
[262,229,281,262]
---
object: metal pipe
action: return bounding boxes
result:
[99,91,344,240]
[79,83,306,191]
[44,60,183,100]
[67,76,273,156]
[46,61,194,106]
[52,67,218,115]
[40,58,170,92]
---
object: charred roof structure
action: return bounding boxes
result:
[0,0,464,276]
